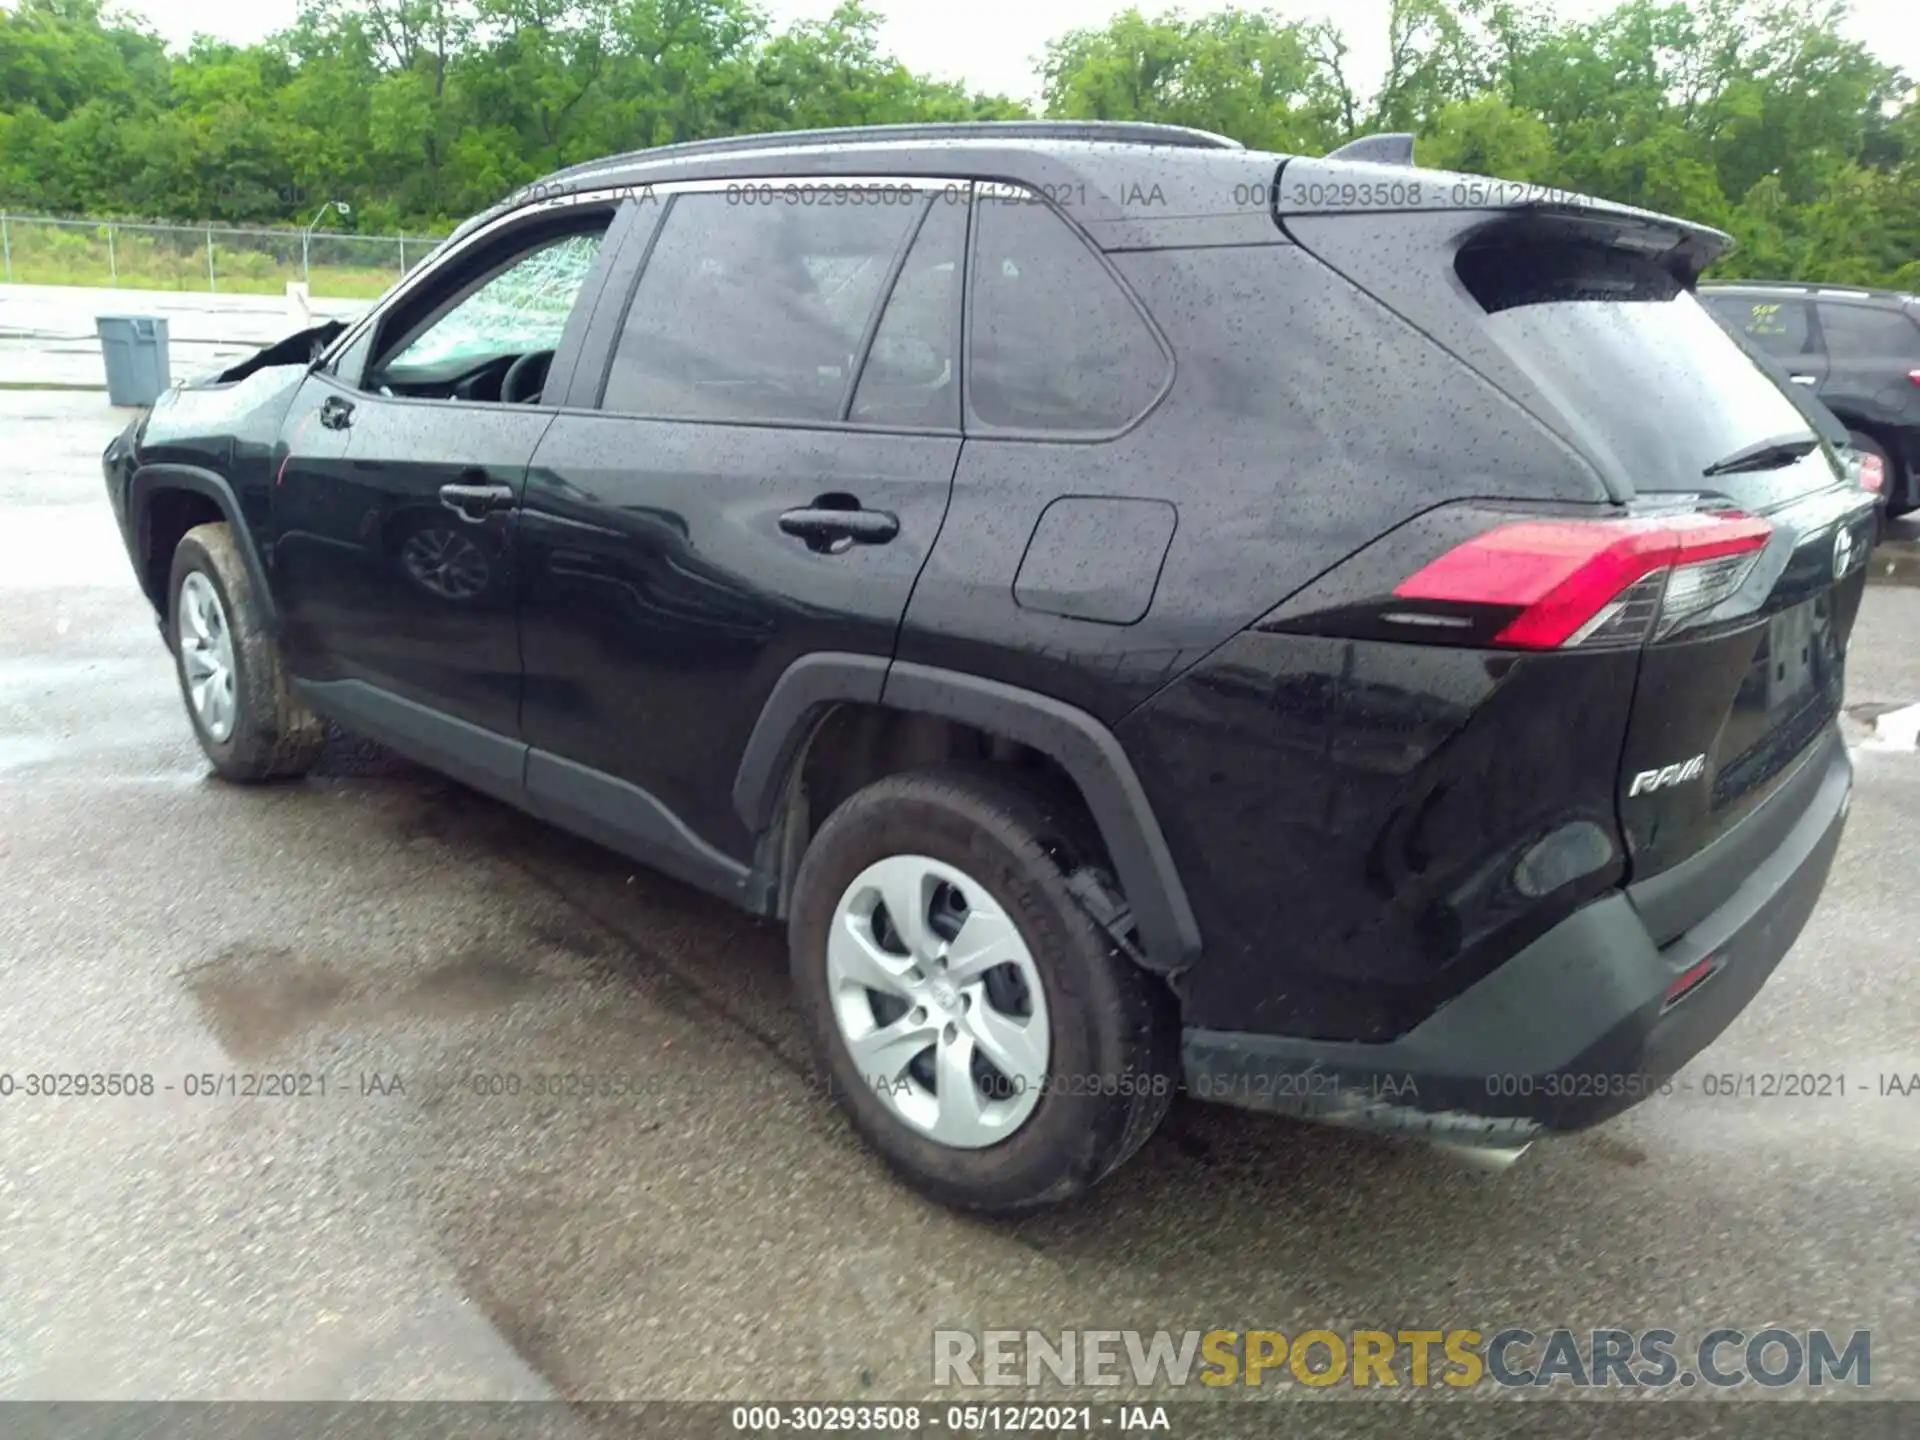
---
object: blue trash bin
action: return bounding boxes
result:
[96,315,172,406]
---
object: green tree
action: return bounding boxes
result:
[1042,8,1344,153]
[0,0,1914,289]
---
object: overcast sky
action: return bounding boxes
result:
[104,0,1920,108]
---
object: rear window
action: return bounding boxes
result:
[1457,242,1836,508]
[602,193,923,424]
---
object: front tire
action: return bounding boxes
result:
[788,765,1176,1214]
[168,522,326,782]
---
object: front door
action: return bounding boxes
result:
[272,210,627,745]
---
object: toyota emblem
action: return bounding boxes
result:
[1833,523,1857,578]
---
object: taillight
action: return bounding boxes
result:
[1392,513,1772,650]
[1908,369,1920,386]
[1857,452,1886,494]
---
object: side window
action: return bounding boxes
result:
[1816,303,1920,360]
[849,192,967,429]
[602,191,925,424]
[1705,296,1810,357]
[377,230,606,385]
[968,191,1169,434]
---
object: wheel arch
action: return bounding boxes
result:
[733,654,1202,976]
[130,464,278,630]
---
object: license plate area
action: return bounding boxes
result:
[1712,596,1840,810]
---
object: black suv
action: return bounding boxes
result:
[104,123,1870,1213]
[1700,281,1920,517]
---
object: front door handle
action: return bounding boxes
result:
[777,505,899,554]
[1789,374,1818,386]
[439,479,516,523]
[320,394,355,429]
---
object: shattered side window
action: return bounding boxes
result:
[387,233,603,372]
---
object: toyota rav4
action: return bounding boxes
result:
[103,122,1871,1213]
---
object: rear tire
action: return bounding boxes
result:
[168,522,326,783]
[788,764,1177,1215]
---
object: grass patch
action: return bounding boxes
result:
[3,220,417,300]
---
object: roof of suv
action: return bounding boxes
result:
[1700,280,1919,309]
[451,120,1734,268]
[545,121,1247,177]
[454,121,1290,252]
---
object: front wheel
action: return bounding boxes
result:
[168,522,326,782]
[788,765,1177,1214]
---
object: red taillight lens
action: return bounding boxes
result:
[1908,369,1920,386]
[1661,955,1723,1011]
[1857,452,1886,494]
[1393,513,1773,649]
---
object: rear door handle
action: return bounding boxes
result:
[439,478,516,523]
[320,394,355,429]
[778,505,899,553]
[1789,374,1818,386]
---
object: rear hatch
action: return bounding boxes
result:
[1273,161,1876,934]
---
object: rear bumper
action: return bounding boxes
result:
[1181,728,1851,1144]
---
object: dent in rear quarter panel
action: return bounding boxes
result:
[1116,634,1639,1043]
[895,242,1613,724]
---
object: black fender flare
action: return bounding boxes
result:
[128,463,278,630]
[733,654,1202,974]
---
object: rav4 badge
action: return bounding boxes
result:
[1629,754,1708,797]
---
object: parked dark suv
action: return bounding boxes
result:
[103,123,1870,1213]
[1700,281,1920,517]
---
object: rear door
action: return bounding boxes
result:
[1813,298,1920,428]
[518,178,969,871]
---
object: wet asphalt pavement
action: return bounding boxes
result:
[3,306,1920,1408]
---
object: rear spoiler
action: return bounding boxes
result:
[1325,133,1415,166]
[1273,154,1734,281]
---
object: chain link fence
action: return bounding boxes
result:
[0,215,445,299]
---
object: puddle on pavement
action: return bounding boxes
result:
[181,938,555,1060]
[182,944,353,1059]
[400,950,544,1019]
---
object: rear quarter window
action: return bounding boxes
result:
[968,191,1169,435]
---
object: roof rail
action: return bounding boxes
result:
[536,120,1244,186]
[1700,279,1906,300]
